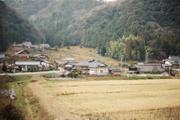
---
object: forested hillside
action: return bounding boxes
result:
[0,1,44,52]
[81,0,180,60]
[29,0,102,46]
[4,0,53,18]
[4,0,102,46]
[3,0,180,60]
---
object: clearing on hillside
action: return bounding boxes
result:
[26,77,180,120]
[45,46,119,66]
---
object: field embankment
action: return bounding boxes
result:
[0,75,53,120]
[0,76,24,120]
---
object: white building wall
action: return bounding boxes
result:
[89,67,109,76]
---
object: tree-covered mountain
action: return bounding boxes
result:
[0,1,44,52]
[4,0,180,60]
[83,0,180,60]
[4,0,53,18]
[4,0,102,46]
[29,0,102,46]
[80,0,180,60]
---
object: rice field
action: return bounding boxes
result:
[27,77,180,120]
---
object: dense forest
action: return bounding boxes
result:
[3,0,180,60]
[0,1,44,52]
[4,0,53,18]
[81,0,180,60]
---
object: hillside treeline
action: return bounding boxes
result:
[0,1,43,52]
[81,0,180,60]
[3,0,180,60]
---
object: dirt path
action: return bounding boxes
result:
[0,71,60,76]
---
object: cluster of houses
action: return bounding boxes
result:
[131,56,180,75]
[13,41,51,49]
[56,57,109,76]
[0,41,54,73]
[55,56,180,76]
[0,41,180,77]
[1,49,180,76]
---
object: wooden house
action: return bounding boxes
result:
[135,63,165,73]
[15,49,30,60]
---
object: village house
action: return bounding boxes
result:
[15,49,31,60]
[31,45,40,49]
[31,54,49,61]
[166,56,180,68]
[40,60,52,71]
[57,57,77,69]
[75,60,109,76]
[135,63,165,74]
[109,67,122,76]
[0,53,5,63]
[55,60,68,67]
[15,61,41,72]
[0,53,5,72]
[40,44,51,49]
[62,57,75,63]
[13,41,32,48]
[22,41,32,48]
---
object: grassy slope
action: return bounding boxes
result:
[0,75,52,120]
[45,46,119,66]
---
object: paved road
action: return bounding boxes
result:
[0,71,60,76]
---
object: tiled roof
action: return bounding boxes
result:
[76,60,106,68]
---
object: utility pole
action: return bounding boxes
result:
[145,51,149,63]
[120,55,123,71]
[42,38,44,52]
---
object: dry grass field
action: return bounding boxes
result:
[26,76,180,120]
[45,46,119,66]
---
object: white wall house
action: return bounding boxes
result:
[76,60,109,76]
[89,66,109,76]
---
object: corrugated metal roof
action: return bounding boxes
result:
[62,57,75,61]
[15,61,41,66]
[135,63,164,73]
